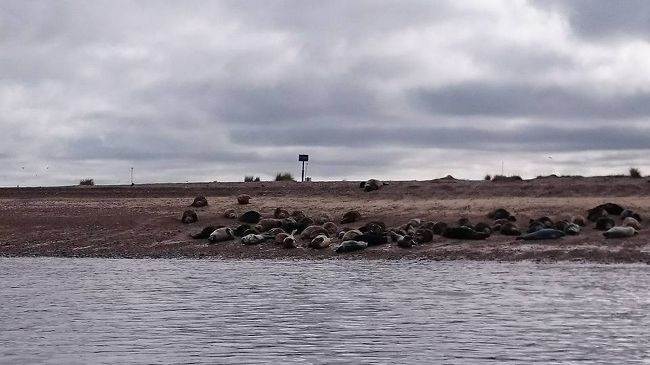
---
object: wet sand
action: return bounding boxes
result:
[1,176,649,262]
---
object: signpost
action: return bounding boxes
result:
[298,154,309,182]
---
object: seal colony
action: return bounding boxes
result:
[181,196,645,255]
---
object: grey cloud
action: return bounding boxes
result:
[532,0,650,40]
[414,82,650,119]
[231,124,650,152]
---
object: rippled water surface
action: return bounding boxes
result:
[1,258,650,364]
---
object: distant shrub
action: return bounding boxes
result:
[484,174,491,181]
[79,178,95,186]
[244,176,260,182]
[275,172,295,182]
[630,167,642,178]
[491,175,522,182]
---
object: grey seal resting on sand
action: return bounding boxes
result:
[190,196,208,208]
[335,240,368,253]
[443,226,489,240]
[516,229,565,241]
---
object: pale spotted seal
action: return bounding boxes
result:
[622,217,641,230]
[309,234,331,249]
[208,227,235,243]
[564,223,581,235]
[224,209,237,219]
[241,233,266,245]
[603,226,638,239]
[257,218,282,232]
[283,230,298,249]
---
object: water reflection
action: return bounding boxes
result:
[1,258,649,364]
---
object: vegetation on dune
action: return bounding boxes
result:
[484,174,491,181]
[630,167,642,178]
[491,175,522,182]
[79,178,95,186]
[274,172,295,182]
[244,176,261,182]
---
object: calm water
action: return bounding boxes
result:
[1,258,649,364]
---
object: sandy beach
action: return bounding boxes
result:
[1,176,649,263]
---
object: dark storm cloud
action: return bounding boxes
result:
[532,0,650,40]
[414,82,650,120]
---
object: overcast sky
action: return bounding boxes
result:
[2,0,650,186]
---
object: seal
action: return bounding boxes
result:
[443,226,489,240]
[237,194,251,205]
[241,233,266,245]
[275,232,289,245]
[531,216,554,228]
[595,217,615,231]
[414,228,433,243]
[621,209,642,222]
[527,221,545,233]
[313,213,333,225]
[181,210,198,224]
[190,196,208,208]
[571,215,586,226]
[564,223,581,235]
[587,207,608,222]
[397,234,415,248]
[282,230,298,248]
[622,217,641,230]
[322,222,339,235]
[408,218,422,228]
[257,218,282,232]
[592,203,625,215]
[474,222,492,234]
[516,229,565,241]
[224,209,237,219]
[242,228,260,236]
[279,217,298,233]
[360,179,387,192]
[309,234,331,249]
[191,225,218,239]
[555,220,571,232]
[603,226,638,239]
[233,224,250,237]
[499,222,521,236]
[432,222,448,235]
[300,225,330,240]
[335,240,368,253]
[291,210,307,221]
[457,217,471,227]
[208,227,235,243]
[341,210,361,224]
[239,210,261,224]
[488,208,516,221]
[340,229,362,241]
[266,227,285,236]
[274,207,290,219]
[359,221,386,235]
[355,233,387,246]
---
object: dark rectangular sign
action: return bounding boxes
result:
[298,154,309,162]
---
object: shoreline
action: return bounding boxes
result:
[1,178,649,263]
